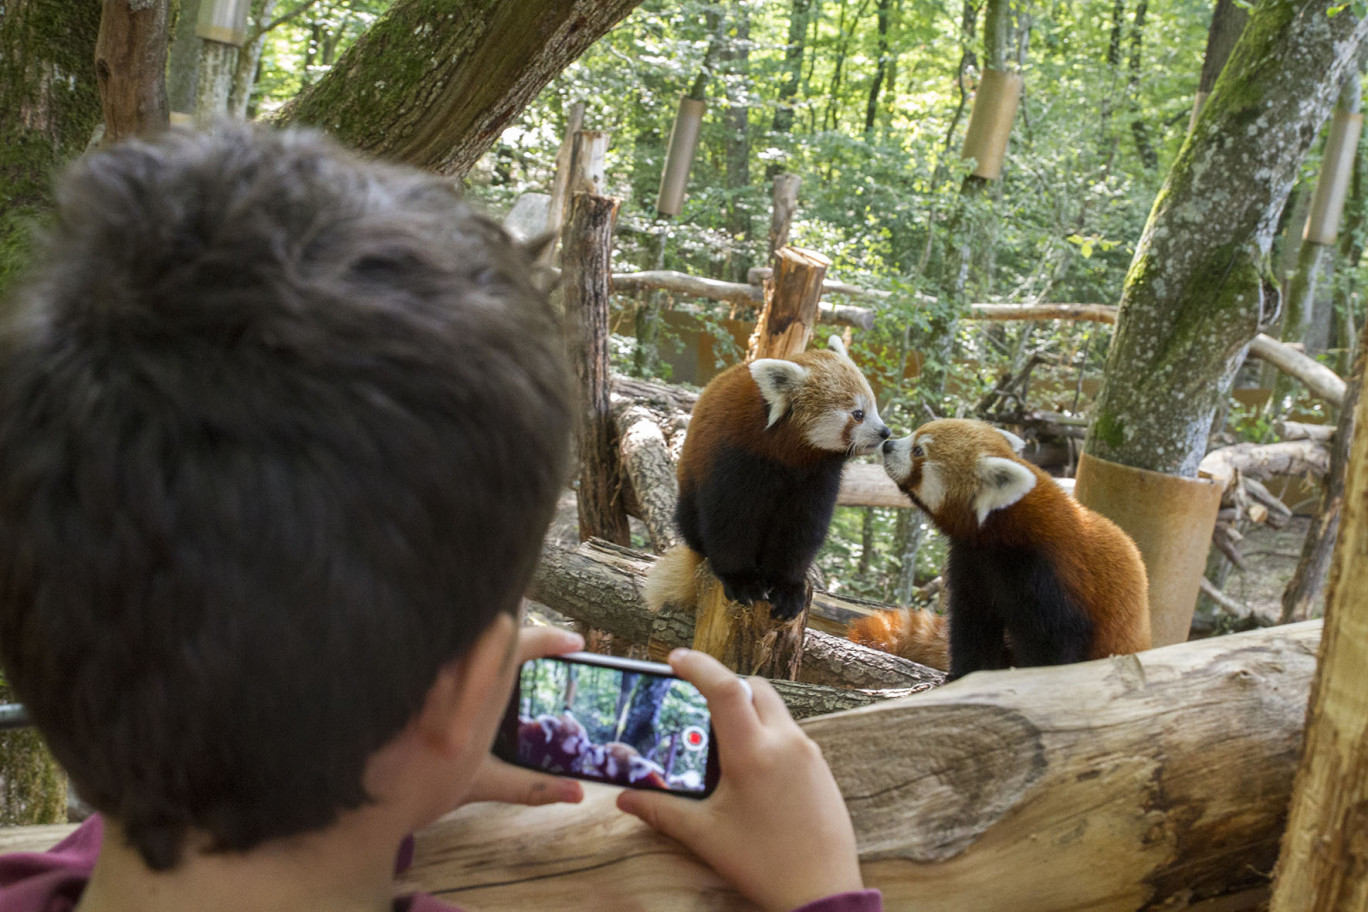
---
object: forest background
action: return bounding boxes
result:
[7,0,1364,619]
[160,0,1368,609]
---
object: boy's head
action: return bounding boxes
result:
[0,125,570,869]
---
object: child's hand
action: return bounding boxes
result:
[465,625,586,809]
[616,649,864,912]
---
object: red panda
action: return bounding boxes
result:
[516,712,590,774]
[646,336,889,621]
[849,419,1150,679]
[575,741,669,789]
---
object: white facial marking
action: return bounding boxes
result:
[973,456,1037,525]
[882,435,914,482]
[919,463,947,513]
[749,359,809,429]
[804,408,851,451]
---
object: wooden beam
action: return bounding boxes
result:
[9,624,1318,909]
[609,270,875,330]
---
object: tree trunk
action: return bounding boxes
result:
[0,0,104,293]
[864,0,893,138]
[1126,0,1156,169]
[275,0,644,178]
[95,0,171,142]
[562,190,630,546]
[193,38,237,127]
[165,0,202,114]
[770,0,811,139]
[1190,0,1248,127]
[1270,344,1368,907]
[1083,0,1368,477]
[721,1,752,282]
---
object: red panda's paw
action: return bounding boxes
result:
[767,581,808,621]
[718,572,769,607]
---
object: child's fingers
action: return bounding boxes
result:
[616,784,706,846]
[668,648,761,753]
[515,625,584,665]
[747,676,797,729]
[466,756,584,807]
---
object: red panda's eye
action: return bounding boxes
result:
[853,410,865,422]
[911,445,925,458]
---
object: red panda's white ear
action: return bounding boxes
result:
[974,456,1036,525]
[749,359,810,428]
[996,428,1026,454]
[827,334,850,360]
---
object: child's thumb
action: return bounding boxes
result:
[616,787,703,845]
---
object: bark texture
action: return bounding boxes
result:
[0,0,104,293]
[275,0,644,177]
[13,624,1316,909]
[747,245,830,360]
[562,192,630,546]
[1085,0,1368,476]
[94,0,171,142]
[1271,340,1368,908]
[0,0,100,824]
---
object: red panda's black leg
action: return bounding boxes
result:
[946,543,1010,679]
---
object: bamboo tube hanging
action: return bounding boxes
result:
[656,97,706,216]
[960,69,1023,180]
[197,0,251,46]
[1304,109,1364,245]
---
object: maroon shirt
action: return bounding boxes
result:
[0,816,881,912]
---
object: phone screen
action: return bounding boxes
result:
[494,653,719,798]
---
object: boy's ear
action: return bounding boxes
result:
[749,358,809,429]
[417,613,519,756]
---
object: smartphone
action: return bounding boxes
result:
[493,652,720,798]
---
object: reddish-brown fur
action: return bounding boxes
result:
[851,419,1150,673]
[847,608,950,671]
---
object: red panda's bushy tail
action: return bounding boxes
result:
[644,545,706,614]
[847,609,951,672]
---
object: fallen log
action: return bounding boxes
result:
[3,623,1318,909]
[611,401,679,553]
[526,538,944,690]
[1199,440,1330,487]
[836,462,912,509]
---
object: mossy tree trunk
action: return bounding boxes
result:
[0,0,101,827]
[1084,0,1368,477]
[276,0,644,178]
[0,0,104,294]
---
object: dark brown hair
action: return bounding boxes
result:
[0,124,570,870]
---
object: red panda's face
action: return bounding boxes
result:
[749,339,890,456]
[882,419,1036,529]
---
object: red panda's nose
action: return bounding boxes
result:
[882,438,895,452]
[878,425,891,440]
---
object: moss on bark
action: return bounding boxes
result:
[276,0,644,177]
[1084,0,1368,476]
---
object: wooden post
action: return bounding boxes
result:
[767,173,801,264]
[540,103,586,266]
[562,186,629,547]
[690,570,810,679]
[1269,327,1368,908]
[746,246,831,361]
[95,0,172,143]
